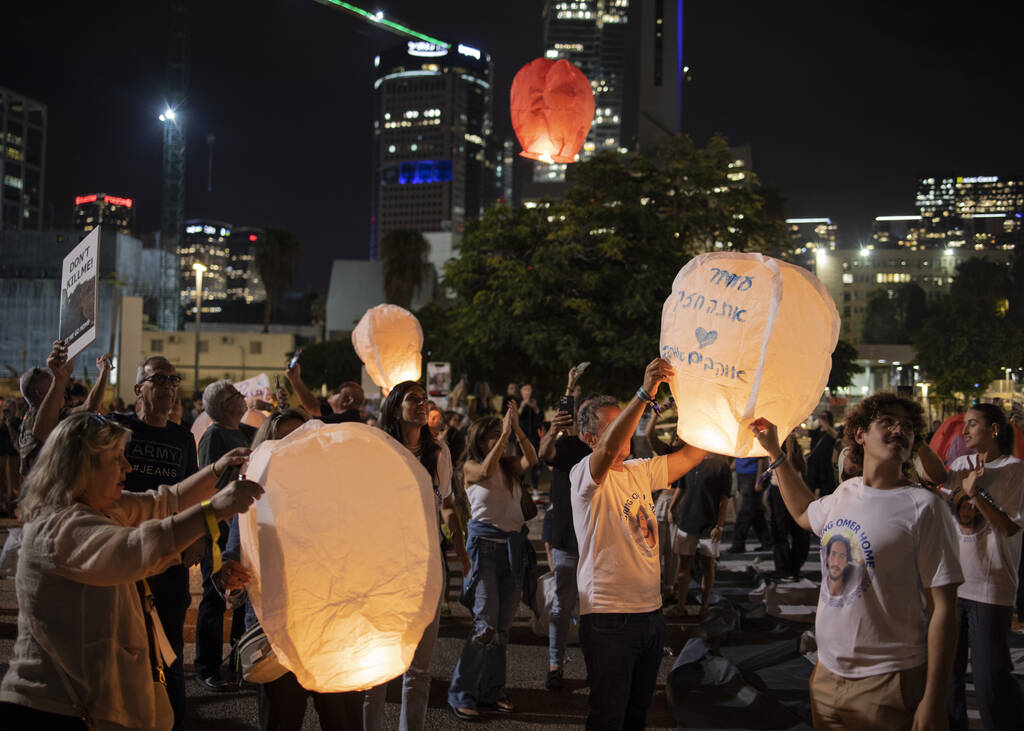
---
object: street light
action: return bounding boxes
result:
[193,262,207,391]
[159,107,176,123]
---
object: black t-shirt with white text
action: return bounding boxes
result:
[108,412,199,493]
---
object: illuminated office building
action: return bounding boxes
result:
[372,40,497,266]
[532,0,683,185]
[73,193,135,235]
[915,175,1024,249]
[783,217,838,270]
[1,87,46,231]
[179,220,265,314]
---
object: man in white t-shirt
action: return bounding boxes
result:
[570,358,704,730]
[750,393,962,731]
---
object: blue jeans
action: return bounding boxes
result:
[579,610,665,731]
[948,598,1024,731]
[448,539,520,709]
[549,548,579,668]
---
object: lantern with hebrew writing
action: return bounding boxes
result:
[660,253,840,457]
[352,304,423,392]
[241,421,443,692]
[510,57,595,163]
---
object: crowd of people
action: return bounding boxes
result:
[0,340,1022,731]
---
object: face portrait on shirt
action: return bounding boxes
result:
[825,535,855,597]
[636,506,656,548]
[953,491,986,536]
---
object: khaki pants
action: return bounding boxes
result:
[810,662,926,730]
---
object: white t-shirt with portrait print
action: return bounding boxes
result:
[807,476,963,679]
[570,454,667,615]
[946,454,1024,606]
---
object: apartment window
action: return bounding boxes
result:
[199,340,209,354]
[249,341,262,355]
[151,339,164,353]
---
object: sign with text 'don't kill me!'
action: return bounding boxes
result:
[59,227,100,359]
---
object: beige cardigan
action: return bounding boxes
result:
[0,485,184,728]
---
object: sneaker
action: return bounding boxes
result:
[195,674,235,692]
[545,668,564,691]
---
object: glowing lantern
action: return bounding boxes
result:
[660,252,839,457]
[241,421,443,692]
[510,57,595,164]
[351,304,423,392]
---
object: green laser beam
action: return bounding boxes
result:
[313,0,450,48]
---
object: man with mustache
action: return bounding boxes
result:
[750,393,962,731]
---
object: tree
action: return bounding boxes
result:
[380,229,431,308]
[828,339,864,390]
[441,134,785,400]
[861,282,928,344]
[914,257,1024,400]
[291,339,363,393]
[253,228,302,333]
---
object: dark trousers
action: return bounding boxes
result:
[948,598,1024,731]
[148,565,190,731]
[579,610,665,731]
[0,702,88,730]
[730,473,772,550]
[768,485,809,578]
[195,528,245,679]
[257,672,364,731]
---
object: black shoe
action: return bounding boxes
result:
[546,668,564,691]
[479,697,514,713]
[449,704,485,722]
[196,674,235,692]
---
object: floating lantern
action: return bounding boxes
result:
[351,304,423,392]
[510,57,595,164]
[660,252,839,457]
[241,421,443,692]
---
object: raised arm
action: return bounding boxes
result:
[667,445,706,484]
[463,405,514,484]
[509,406,539,476]
[539,410,573,462]
[646,420,672,456]
[750,418,815,530]
[284,361,323,417]
[915,441,947,486]
[590,358,672,484]
[75,353,114,414]
[33,341,74,443]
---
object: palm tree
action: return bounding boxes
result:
[379,229,431,308]
[253,228,301,333]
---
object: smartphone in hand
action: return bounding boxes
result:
[558,395,574,421]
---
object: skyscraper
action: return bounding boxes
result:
[0,87,46,231]
[531,0,683,187]
[915,175,1023,249]
[371,40,497,273]
[73,193,135,236]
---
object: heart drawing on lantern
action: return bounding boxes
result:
[695,328,718,349]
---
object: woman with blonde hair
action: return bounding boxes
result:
[0,413,262,729]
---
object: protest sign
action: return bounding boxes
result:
[59,228,100,359]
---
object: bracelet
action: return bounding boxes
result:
[635,387,662,415]
[766,450,787,472]
[211,462,222,479]
[973,487,998,509]
[200,500,222,574]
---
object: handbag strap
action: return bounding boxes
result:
[137,580,167,685]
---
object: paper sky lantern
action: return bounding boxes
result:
[510,57,595,164]
[241,421,443,692]
[352,304,423,392]
[660,252,839,457]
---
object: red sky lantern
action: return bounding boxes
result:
[510,57,595,164]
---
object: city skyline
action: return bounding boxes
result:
[3,0,1022,293]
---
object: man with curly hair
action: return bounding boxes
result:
[750,393,962,731]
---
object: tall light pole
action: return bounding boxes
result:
[193,262,207,391]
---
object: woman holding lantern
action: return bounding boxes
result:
[448,403,539,722]
[364,380,470,731]
[0,413,261,729]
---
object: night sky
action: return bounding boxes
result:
[5,0,1022,294]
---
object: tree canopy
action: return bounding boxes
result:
[861,282,927,344]
[253,228,302,333]
[437,134,785,400]
[380,229,431,308]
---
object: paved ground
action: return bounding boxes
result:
[0,494,1016,730]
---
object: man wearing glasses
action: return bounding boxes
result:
[108,356,198,731]
[749,393,962,731]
